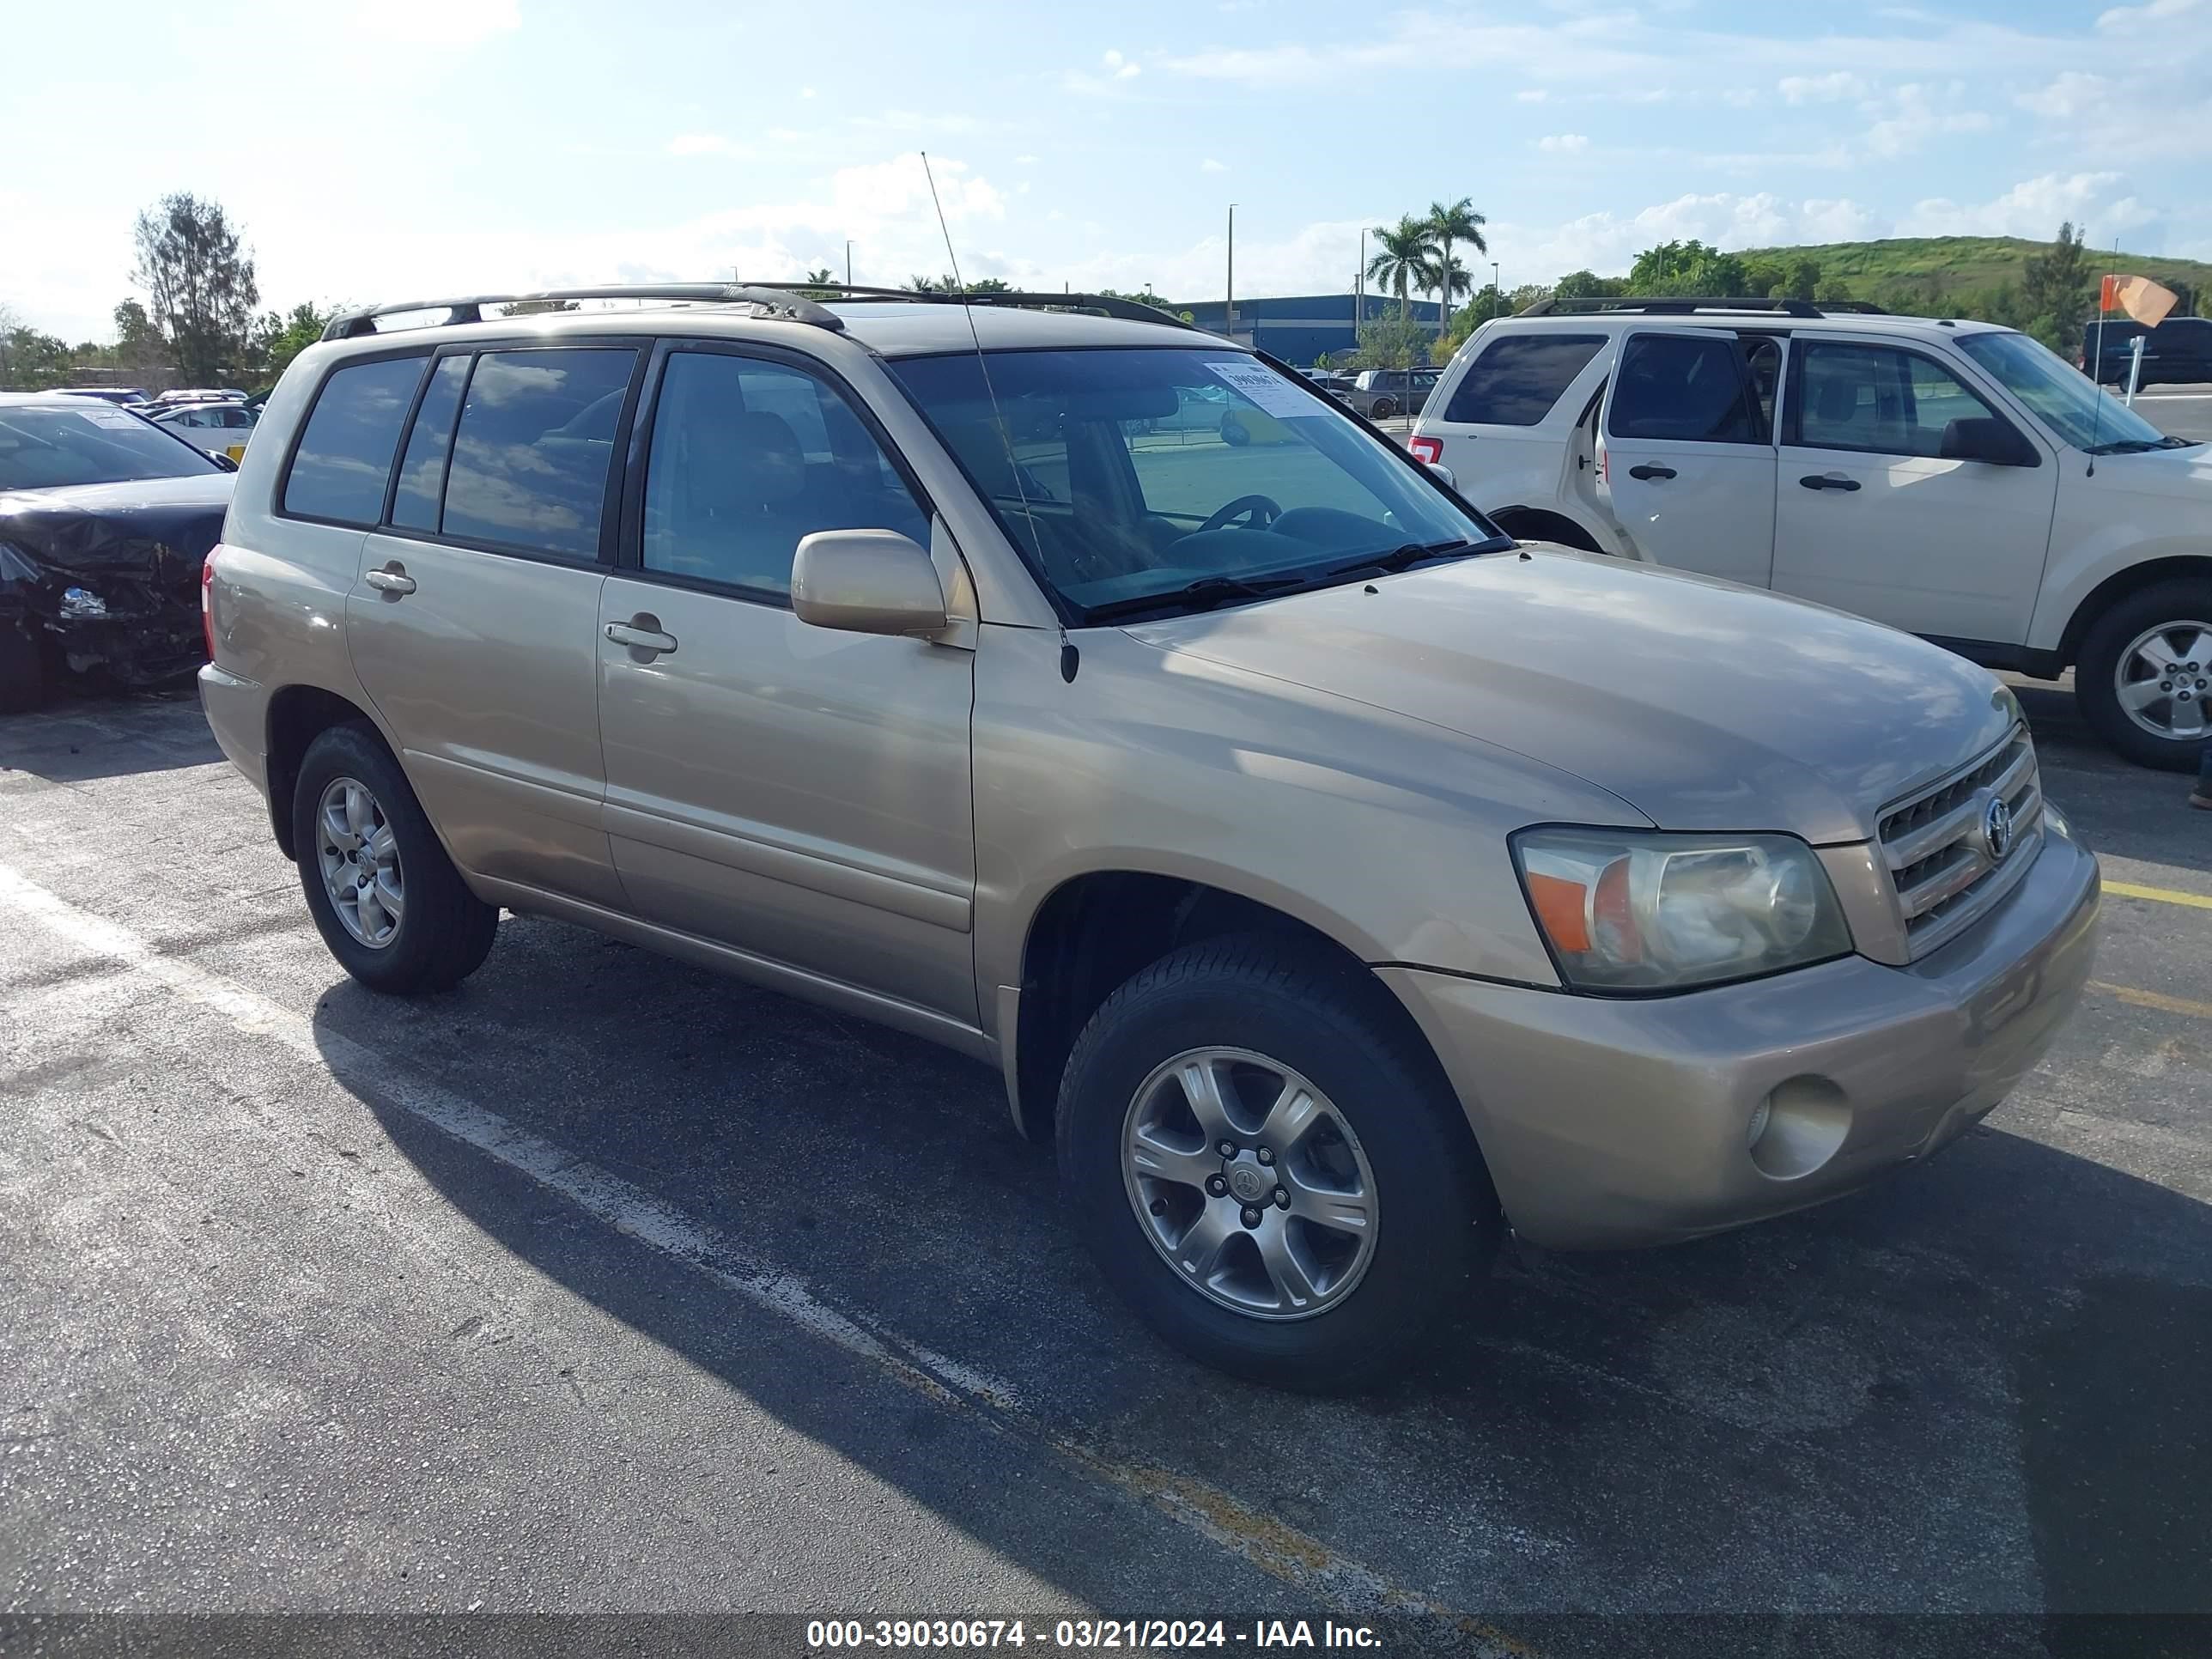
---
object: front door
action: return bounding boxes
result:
[1595,326,1779,587]
[346,343,641,908]
[1771,336,2057,642]
[596,343,979,1024]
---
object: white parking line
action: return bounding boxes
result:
[0,859,1524,1651]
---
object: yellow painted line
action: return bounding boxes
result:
[2092,981,2212,1021]
[2103,879,2212,913]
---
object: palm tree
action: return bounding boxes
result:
[804,266,836,286]
[1365,216,1439,323]
[1425,251,1474,324]
[1426,198,1487,339]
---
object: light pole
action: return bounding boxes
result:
[1492,260,1501,321]
[845,240,854,287]
[1226,204,1237,340]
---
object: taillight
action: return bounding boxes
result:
[200,546,221,659]
[1408,434,1443,465]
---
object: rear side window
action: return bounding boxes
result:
[440,348,637,558]
[1443,333,1605,425]
[282,356,428,524]
[1607,335,1763,445]
[390,356,470,532]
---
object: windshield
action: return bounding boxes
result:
[0,404,223,490]
[885,347,1504,621]
[1956,330,2190,453]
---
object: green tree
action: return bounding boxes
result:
[2020,221,2094,356]
[112,298,168,374]
[903,274,1012,294]
[1425,198,1487,342]
[0,325,72,389]
[1365,216,1439,323]
[796,267,839,301]
[249,301,333,388]
[1553,269,1622,301]
[1626,240,1749,297]
[131,191,260,383]
[1783,258,1823,303]
[1813,276,1855,305]
[1353,313,1432,370]
[1097,288,1180,313]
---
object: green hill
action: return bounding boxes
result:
[1736,236,2211,308]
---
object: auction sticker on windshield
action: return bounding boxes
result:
[77,409,142,429]
[1205,360,1322,418]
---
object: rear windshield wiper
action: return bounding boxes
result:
[1328,537,1493,578]
[1080,572,1310,623]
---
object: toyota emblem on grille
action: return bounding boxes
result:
[1980,793,2014,863]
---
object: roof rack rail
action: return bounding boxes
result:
[747,281,1206,331]
[1516,296,1887,319]
[321,283,847,341]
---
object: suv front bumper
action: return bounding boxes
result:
[1381,823,2100,1250]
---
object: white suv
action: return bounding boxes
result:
[1410,300,2212,769]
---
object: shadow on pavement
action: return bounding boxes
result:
[313,914,2212,1651]
[0,689,220,782]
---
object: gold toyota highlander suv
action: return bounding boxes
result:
[199,283,2100,1390]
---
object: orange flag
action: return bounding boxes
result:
[2100,274,2179,327]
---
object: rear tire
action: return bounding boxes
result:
[1056,935,1499,1393]
[292,721,498,993]
[0,621,42,714]
[2075,578,2212,771]
[1370,398,1396,421]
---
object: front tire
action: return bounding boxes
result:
[292,722,498,993]
[1056,936,1499,1392]
[2075,579,2212,770]
[1369,398,1396,421]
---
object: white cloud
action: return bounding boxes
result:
[766,127,801,144]
[1516,88,1548,102]
[363,0,517,45]
[2096,0,2203,28]
[666,133,744,157]
[1014,153,1039,164]
[1102,47,1141,78]
[1066,48,1144,94]
[1900,170,2158,237]
[2015,72,2115,118]
[1858,82,1996,158]
[800,86,817,98]
[1779,70,1866,103]
[1538,133,1590,152]
[1200,157,1227,172]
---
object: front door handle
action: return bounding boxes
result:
[1626,463,1676,481]
[605,617,678,657]
[364,564,416,595]
[1799,473,1862,492]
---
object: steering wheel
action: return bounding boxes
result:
[1196,494,1284,534]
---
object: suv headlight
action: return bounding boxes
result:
[1511,828,1852,993]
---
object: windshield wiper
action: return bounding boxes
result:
[1328,537,1492,578]
[2083,435,2194,455]
[1080,572,1310,623]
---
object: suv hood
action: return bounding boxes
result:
[1127,550,2017,845]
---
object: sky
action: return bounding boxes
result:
[4,0,2209,343]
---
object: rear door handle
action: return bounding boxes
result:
[1626,464,1676,481]
[364,564,416,595]
[605,617,678,657]
[1799,473,1862,492]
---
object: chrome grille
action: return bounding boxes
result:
[1878,725,2043,957]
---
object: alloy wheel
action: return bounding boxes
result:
[2114,619,2212,741]
[316,776,405,948]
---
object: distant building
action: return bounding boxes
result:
[1175,294,1447,365]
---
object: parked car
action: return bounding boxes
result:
[0,392,234,710]
[201,284,2098,1391]
[2082,315,2212,387]
[1410,298,2212,769]
[1342,367,1440,420]
[51,386,152,406]
[151,398,259,461]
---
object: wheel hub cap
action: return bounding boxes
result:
[1121,1047,1378,1322]
[315,775,404,950]
[2115,619,2212,740]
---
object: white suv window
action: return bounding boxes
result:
[1793,343,2001,459]
[1608,335,1765,445]
[1442,334,1606,426]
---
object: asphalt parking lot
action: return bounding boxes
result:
[3,657,2209,1658]
[2130,382,2212,443]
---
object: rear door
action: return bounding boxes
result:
[1595,326,1779,587]
[1771,335,2057,643]
[343,342,643,908]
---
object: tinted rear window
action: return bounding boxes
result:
[1443,334,1605,426]
[1607,335,1763,444]
[439,349,636,557]
[281,356,427,523]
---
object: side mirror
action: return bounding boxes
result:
[1939,416,2039,468]
[791,530,947,636]
[1425,460,1456,489]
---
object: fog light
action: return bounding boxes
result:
[1748,1076,1851,1181]
[1745,1096,1771,1150]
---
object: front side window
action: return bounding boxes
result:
[1607,334,1764,444]
[440,348,636,557]
[0,404,222,491]
[887,347,1503,621]
[1792,343,2002,459]
[1443,333,1606,425]
[641,351,928,599]
[283,356,427,524]
[1956,329,2189,453]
